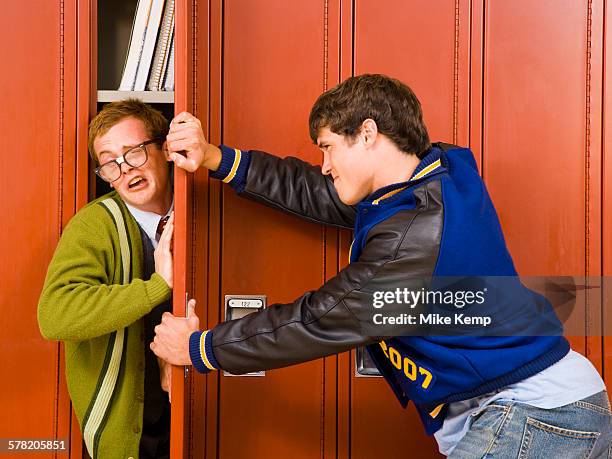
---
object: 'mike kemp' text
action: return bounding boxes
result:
[373,312,492,327]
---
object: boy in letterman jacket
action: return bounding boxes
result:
[153,74,611,457]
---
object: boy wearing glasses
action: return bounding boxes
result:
[37,99,203,459]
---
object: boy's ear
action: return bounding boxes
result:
[361,118,378,145]
[162,140,169,160]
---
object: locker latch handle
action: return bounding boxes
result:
[223,295,267,377]
[355,347,382,377]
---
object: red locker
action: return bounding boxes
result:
[215,1,330,457]
[0,0,76,456]
[481,0,602,361]
[1,1,610,458]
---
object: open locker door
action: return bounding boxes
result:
[170,0,195,456]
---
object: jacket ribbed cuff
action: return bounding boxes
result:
[189,330,220,373]
[209,145,251,192]
[145,273,172,305]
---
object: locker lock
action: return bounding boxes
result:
[355,347,382,377]
[223,295,267,377]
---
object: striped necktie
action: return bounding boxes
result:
[155,216,170,243]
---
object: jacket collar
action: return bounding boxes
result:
[363,146,446,206]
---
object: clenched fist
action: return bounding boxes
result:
[151,299,200,365]
[166,112,222,172]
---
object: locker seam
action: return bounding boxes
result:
[58,0,65,239]
[351,0,355,76]
[336,228,342,459]
[480,0,487,180]
[336,231,344,458]
[189,0,198,456]
[601,0,607,380]
[192,0,197,116]
[453,0,460,144]
[208,7,213,453]
[324,0,329,92]
[337,245,341,430]
[216,1,225,457]
[322,3,329,457]
[335,353,339,459]
[467,0,472,151]
[585,0,593,340]
[55,0,65,451]
[321,356,325,459]
[350,5,355,456]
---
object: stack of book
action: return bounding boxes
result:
[119,0,174,92]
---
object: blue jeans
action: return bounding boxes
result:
[449,390,612,458]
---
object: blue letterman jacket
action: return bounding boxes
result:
[190,143,569,435]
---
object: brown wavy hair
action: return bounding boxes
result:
[309,74,431,158]
[88,98,169,163]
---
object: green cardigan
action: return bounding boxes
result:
[38,192,171,458]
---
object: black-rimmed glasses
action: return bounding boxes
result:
[95,139,161,183]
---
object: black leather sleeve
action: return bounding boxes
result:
[210,180,444,374]
[237,150,356,229]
